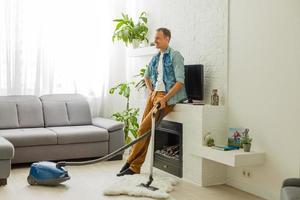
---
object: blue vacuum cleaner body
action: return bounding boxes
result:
[27,161,70,186]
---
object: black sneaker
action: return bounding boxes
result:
[119,162,130,173]
[116,168,135,176]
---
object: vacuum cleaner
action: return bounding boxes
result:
[27,103,162,191]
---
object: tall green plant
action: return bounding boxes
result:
[109,82,139,144]
[112,12,149,46]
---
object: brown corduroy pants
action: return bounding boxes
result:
[127,91,174,173]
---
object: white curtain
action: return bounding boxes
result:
[0,0,114,116]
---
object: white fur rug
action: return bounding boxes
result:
[103,173,178,199]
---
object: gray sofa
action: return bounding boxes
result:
[0,94,124,186]
[281,178,300,200]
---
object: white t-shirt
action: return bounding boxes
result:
[155,53,166,91]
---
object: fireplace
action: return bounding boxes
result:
[154,120,183,177]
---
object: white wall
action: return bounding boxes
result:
[227,0,300,199]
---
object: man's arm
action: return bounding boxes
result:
[144,62,154,95]
[145,77,153,94]
[162,82,183,102]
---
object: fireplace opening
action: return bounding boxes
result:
[154,120,182,177]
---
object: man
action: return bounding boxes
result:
[117,27,187,176]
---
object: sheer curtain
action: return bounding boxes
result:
[0,0,113,116]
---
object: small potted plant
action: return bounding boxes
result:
[204,132,215,147]
[241,129,252,152]
[112,12,149,48]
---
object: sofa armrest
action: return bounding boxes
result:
[92,117,124,132]
[0,137,14,159]
[282,178,300,188]
[93,118,125,156]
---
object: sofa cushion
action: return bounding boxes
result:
[0,137,14,159]
[40,94,93,127]
[0,95,44,129]
[92,117,124,132]
[66,101,92,125]
[0,103,19,129]
[0,128,57,147]
[43,102,70,127]
[17,102,44,128]
[48,125,108,145]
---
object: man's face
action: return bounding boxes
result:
[154,31,169,49]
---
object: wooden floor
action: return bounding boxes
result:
[0,158,264,200]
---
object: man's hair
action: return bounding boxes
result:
[156,27,171,40]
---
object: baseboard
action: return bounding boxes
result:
[108,154,123,161]
[226,177,277,200]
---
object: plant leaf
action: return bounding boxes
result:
[115,21,124,31]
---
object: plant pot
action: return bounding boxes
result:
[243,143,251,152]
[139,40,148,48]
[132,39,140,49]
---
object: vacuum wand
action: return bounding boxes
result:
[138,102,161,191]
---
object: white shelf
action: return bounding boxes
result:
[193,146,265,167]
[174,103,227,112]
[127,46,157,57]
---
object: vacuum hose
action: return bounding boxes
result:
[56,103,163,168]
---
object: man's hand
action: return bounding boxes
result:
[155,98,167,110]
[154,82,183,110]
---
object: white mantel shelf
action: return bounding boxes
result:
[193,146,265,167]
[127,46,157,57]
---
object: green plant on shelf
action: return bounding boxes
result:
[112,12,149,47]
[241,129,252,144]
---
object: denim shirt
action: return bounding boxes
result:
[144,46,187,105]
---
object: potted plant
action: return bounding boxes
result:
[204,132,215,147]
[112,12,149,48]
[109,82,140,144]
[241,129,252,152]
